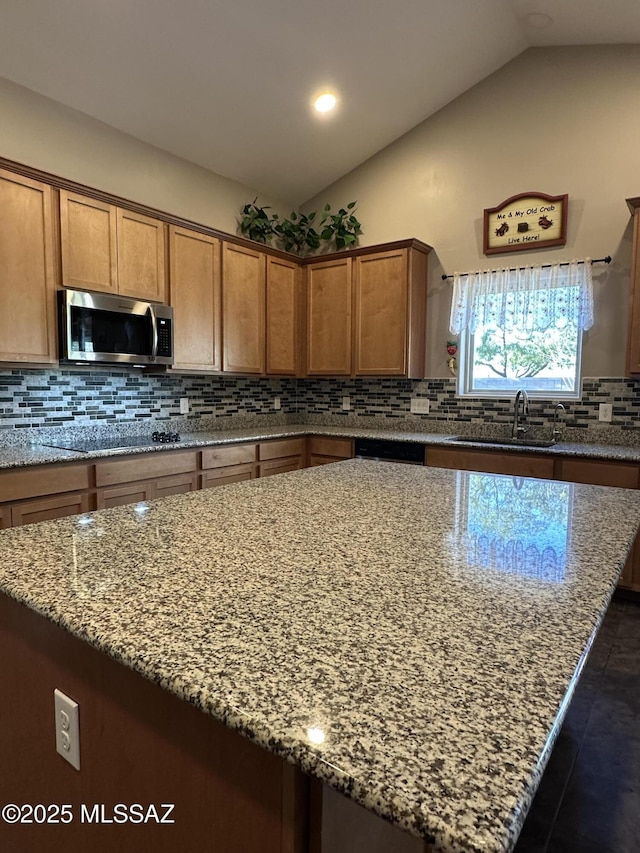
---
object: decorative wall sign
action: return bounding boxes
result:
[483,192,568,255]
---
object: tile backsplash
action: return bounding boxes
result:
[1,369,640,440]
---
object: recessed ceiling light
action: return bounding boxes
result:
[314,93,337,113]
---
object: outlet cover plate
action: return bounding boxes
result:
[342,397,351,411]
[599,403,613,422]
[179,397,189,415]
[410,398,430,415]
[54,688,80,770]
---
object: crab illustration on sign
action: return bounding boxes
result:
[483,192,568,255]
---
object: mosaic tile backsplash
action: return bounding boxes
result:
[1,369,640,441]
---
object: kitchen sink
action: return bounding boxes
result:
[449,436,557,448]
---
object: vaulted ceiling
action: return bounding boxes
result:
[0,0,638,206]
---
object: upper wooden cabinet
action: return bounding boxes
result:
[626,197,640,374]
[266,256,302,375]
[59,190,166,302]
[306,256,353,375]
[116,208,166,302]
[222,242,266,374]
[305,242,430,378]
[0,169,57,363]
[169,226,222,372]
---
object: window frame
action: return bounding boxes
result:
[457,323,584,400]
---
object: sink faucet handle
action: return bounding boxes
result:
[552,402,566,440]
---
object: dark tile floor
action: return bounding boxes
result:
[514,595,640,853]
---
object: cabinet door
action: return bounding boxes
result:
[169,226,221,371]
[308,436,353,466]
[266,256,301,375]
[11,492,90,527]
[1,506,11,529]
[222,243,265,374]
[306,257,352,375]
[117,208,167,302]
[354,249,408,376]
[59,190,118,294]
[0,170,57,363]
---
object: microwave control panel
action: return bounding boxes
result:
[157,318,173,358]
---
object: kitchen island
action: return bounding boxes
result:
[1,460,640,853]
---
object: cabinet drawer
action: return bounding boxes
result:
[558,459,639,489]
[308,437,353,458]
[95,451,197,487]
[426,448,554,479]
[201,444,257,469]
[96,481,153,509]
[201,464,255,489]
[259,438,305,461]
[11,492,91,527]
[309,455,349,467]
[259,458,304,477]
[0,463,90,503]
[155,473,198,500]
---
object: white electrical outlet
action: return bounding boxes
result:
[179,397,189,415]
[342,396,351,411]
[273,396,281,410]
[410,398,430,415]
[54,689,80,770]
[599,403,613,422]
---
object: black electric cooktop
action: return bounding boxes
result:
[44,432,181,453]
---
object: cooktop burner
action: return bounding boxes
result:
[44,432,182,453]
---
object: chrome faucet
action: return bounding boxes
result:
[552,403,566,443]
[512,389,530,439]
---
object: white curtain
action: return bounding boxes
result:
[448,260,594,336]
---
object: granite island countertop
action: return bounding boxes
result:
[1,460,639,852]
[5,421,640,469]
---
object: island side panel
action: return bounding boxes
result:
[0,592,307,853]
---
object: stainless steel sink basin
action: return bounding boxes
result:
[449,436,557,448]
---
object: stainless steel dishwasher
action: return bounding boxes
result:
[354,438,425,465]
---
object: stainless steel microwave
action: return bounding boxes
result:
[58,289,174,366]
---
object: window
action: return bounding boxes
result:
[449,261,593,399]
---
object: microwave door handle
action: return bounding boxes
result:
[149,304,158,362]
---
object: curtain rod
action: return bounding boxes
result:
[441,255,611,281]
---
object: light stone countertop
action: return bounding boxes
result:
[4,423,640,468]
[1,459,639,852]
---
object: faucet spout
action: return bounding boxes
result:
[512,389,530,439]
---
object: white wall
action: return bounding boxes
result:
[303,46,640,378]
[0,75,287,234]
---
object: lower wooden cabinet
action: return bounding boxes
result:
[11,492,90,526]
[201,443,257,489]
[556,457,640,592]
[0,506,10,529]
[258,438,305,477]
[308,436,354,467]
